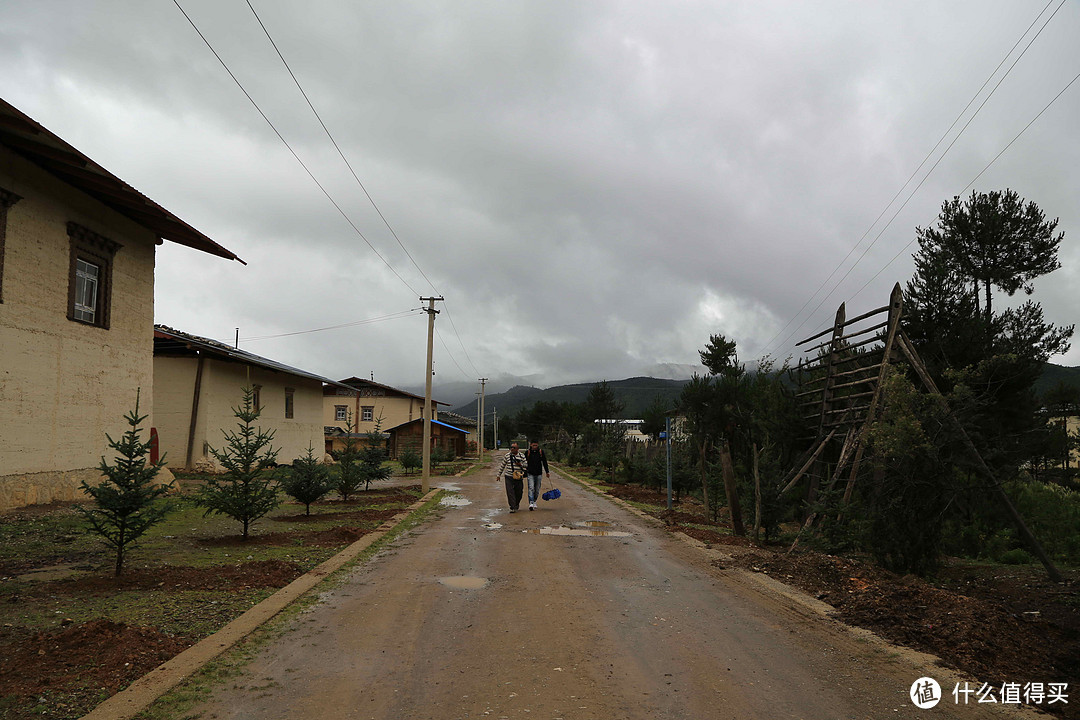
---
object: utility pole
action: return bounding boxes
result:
[493,406,498,450]
[420,296,443,494]
[478,378,487,461]
[665,415,672,510]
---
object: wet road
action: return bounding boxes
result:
[189,459,1034,720]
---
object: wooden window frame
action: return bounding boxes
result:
[361,406,374,422]
[0,187,23,304]
[66,222,121,329]
[285,387,295,419]
[335,405,348,422]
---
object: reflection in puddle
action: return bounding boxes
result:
[523,526,631,537]
[438,576,489,589]
[440,495,472,507]
[577,520,612,528]
[482,523,503,530]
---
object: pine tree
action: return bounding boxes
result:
[78,389,173,576]
[330,411,364,501]
[198,386,281,539]
[280,446,332,515]
[358,418,392,491]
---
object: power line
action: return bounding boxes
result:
[244,1,482,379]
[239,308,421,342]
[850,64,1080,302]
[757,0,1066,359]
[171,0,421,297]
[244,0,439,294]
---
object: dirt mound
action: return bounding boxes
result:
[0,619,192,702]
[736,552,1077,694]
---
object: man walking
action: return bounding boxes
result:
[524,439,550,511]
[494,443,527,513]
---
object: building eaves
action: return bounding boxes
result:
[154,325,352,391]
[337,376,450,406]
[0,98,242,263]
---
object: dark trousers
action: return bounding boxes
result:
[504,474,523,510]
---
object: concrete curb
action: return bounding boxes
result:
[80,488,443,720]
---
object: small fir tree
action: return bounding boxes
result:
[358,418,392,490]
[78,389,173,576]
[280,446,332,515]
[330,411,364,501]
[399,448,422,475]
[198,386,281,539]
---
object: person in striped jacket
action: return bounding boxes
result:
[494,443,527,513]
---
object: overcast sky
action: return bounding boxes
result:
[4,1,1079,396]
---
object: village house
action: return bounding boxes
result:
[387,417,470,459]
[322,377,447,454]
[154,326,351,470]
[0,98,240,511]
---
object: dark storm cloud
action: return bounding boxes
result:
[3,0,1078,390]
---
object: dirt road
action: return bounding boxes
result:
[189,462,1033,720]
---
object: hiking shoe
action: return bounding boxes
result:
[509,508,516,513]
[529,502,536,510]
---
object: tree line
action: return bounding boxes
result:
[501,189,1079,575]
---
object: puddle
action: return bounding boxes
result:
[482,523,503,530]
[577,520,612,528]
[523,526,631,537]
[440,495,472,507]
[438,576,489,589]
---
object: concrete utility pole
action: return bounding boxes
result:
[420,296,443,494]
[478,378,487,461]
[493,407,498,450]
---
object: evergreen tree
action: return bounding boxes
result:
[399,449,422,475]
[198,386,281,539]
[358,418,392,491]
[330,411,364,501]
[78,389,173,576]
[915,189,1064,322]
[280,446,332,515]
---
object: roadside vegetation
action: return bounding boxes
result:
[503,189,1080,577]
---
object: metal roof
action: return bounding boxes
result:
[386,418,470,435]
[154,325,352,390]
[0,98,242,263]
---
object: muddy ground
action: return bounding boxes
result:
[0,486,423,720]
[602,481,1079,718]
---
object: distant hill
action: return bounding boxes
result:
[451,377,690,419]
[1035,363,1080,398]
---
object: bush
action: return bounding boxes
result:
[399,449,422,475]
[280,447,332,515]
[999,548,1034,565]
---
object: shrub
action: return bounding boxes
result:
[198,386,281,539]
[399,449,422,475]
[280,447,332,515]
[78,390,173,575]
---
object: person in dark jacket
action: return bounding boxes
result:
[494,443,527,513]
[524,440,550,511]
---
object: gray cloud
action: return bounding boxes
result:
[4,0,1078,393]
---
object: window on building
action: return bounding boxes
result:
[66,222,120,329]
[252,384,262,411]
[361,406,374,422]
[335,405,348,422]
[0,187,23,304]
[284,388,295,419]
